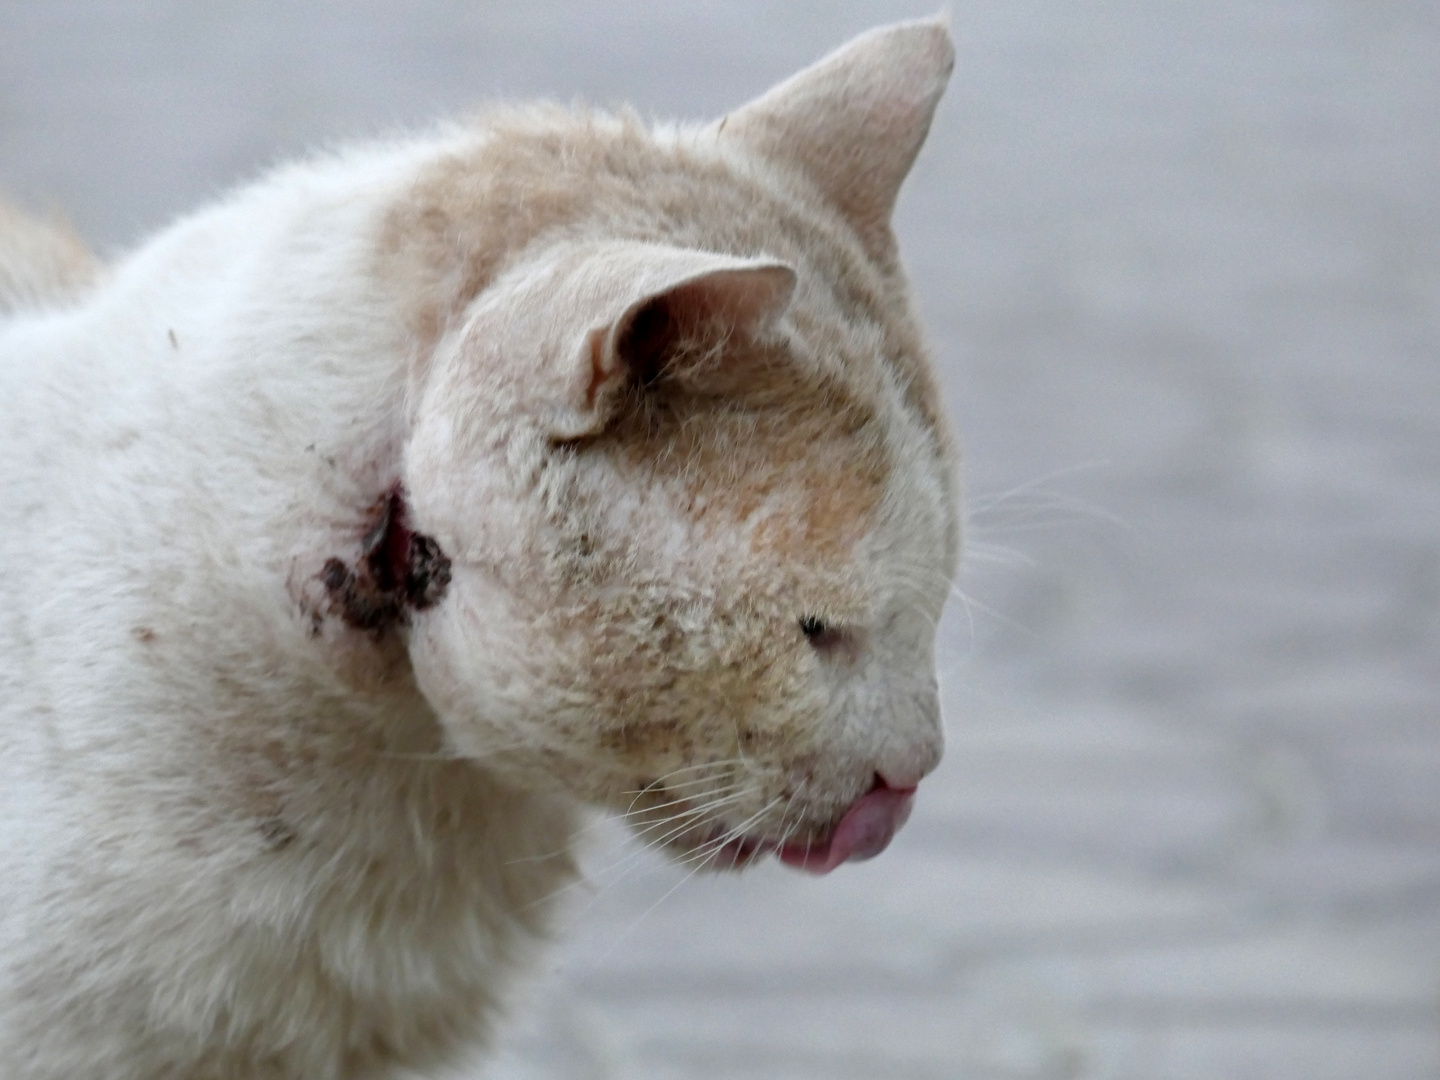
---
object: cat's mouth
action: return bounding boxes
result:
[683,780,916,875]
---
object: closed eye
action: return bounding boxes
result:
[798,615,851,655]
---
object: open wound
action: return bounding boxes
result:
[321,487,451,632]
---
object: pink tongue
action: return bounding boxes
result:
[778,785,915,875]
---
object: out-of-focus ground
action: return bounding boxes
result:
[3,2,1437,1077]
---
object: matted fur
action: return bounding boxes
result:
[0,18,960,1080]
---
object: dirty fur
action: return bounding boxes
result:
[0,18,960,1080]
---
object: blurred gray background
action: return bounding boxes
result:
[3,2,1437,1077]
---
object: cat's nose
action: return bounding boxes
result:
[776,774,916,874]
[873,683,944,789]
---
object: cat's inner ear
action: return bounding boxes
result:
[718,16,954,261]
[610,263,796,388]
[554,251,796,439]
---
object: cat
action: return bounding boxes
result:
[0,16,959,1080]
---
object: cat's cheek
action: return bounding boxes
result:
[404,569,538,761]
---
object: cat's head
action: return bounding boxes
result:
[398,18,959,872]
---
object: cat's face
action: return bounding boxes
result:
[399,19,958,871]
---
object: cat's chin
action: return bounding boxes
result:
[675,781,918,876]
[684,833,778,873]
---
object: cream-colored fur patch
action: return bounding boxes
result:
[0,199,102,313]
[0,17,959,1079]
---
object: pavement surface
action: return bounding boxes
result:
[2,3,1437,1078]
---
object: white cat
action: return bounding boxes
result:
[0,17,959,1079]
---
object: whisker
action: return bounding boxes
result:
[568,787,760,888]
[948,583,1041,642]
[674,793,786,868]
[625,790,756,853]
[509,774,753,870]
[961,540,1036,569]
[618,769,743,799]
[616,771,743,806]
[964,461,1111,514]
[629,758,749,784]
[594,842,719,964]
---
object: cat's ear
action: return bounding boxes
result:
[719,15,954,261]
[543,244,796,440]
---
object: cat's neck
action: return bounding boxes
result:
[12,137,587,890]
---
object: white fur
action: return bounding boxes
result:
[0,18,958,1079]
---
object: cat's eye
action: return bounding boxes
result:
[799,615,848,653]
[799,616,866,662]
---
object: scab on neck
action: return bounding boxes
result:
[321,486,451,634]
